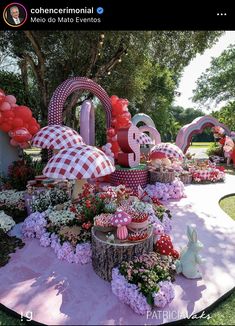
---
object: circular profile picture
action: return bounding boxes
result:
[3,3,28,27]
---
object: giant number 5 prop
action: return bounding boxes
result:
[48,77,112,134]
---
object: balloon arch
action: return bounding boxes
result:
[175,116,231,153]
[48,77,112,143]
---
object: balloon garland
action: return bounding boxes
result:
[0,89,40,149]
[106,95,132,159]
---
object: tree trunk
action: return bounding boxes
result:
[91,227,154,281]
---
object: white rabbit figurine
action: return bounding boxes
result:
[176,225,205,279]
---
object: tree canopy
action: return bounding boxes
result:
[0,30,222,142]
[193,45,235,108]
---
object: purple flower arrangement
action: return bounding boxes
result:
[22,213,92,264]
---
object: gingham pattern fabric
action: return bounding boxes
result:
[137,132,153,145]
[150,143,184,160]
[32,125,84,149]
[110,167,148,193]
[48,77,112,127]
[43,145,115,179]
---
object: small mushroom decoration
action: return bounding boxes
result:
[111,210,132,240]
[155,234,179,259]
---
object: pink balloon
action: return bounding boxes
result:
[0,102,11,112]
[20,142,30,149]
[10,139,19,147]
[5,95,17,105]
[8,130,15,137]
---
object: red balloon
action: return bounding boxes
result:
[28,125,39,135]
[0,122,13,132]
[111,141,120,154]
[0,102,11,112]
[12,118,24,128]
[13,128,32,143]
[2,110,15,120]
[0,112,3,124]
[107,128,116,138]
[5,95,17,105]
[0,89,5,105]
[120,111,131,120]
[13,106,32,122]
[10,139,19,147]
[111,118,117,127]
[30,117,37,124]
[113,99,129,114]
[110,95,119,106]
[20,142,30,149]
[8,130,15,137]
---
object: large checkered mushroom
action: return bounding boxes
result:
[150,143,184,160]
[31,125,84,152]
[43,145,115,200]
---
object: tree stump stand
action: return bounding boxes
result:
[91,227,154,281]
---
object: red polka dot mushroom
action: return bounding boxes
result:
[155,234,179,259]
[111,210,132,240]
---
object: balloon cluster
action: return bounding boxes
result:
[0,89,40,149]
[106,95,132,159]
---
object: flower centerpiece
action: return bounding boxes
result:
[111,252,176,315]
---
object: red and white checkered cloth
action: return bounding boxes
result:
[137,132,153,145]
[43,145,115,180]
[151,143,184,160]
[32,125,84,149]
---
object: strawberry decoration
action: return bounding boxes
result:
[155,234,179,259]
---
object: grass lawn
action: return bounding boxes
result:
[0,309,26,325]
[189,142,212,149]
[220,195,235,221]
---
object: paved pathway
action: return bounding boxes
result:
[0,175,235,325]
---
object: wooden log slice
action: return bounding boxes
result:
[91,227,153,281]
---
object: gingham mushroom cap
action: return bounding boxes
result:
[43,145,115,180]
[31,125,84,149]
[150,143,184,160]
[137,132,154,145]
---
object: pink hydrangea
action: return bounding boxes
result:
[145,179,185,201]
